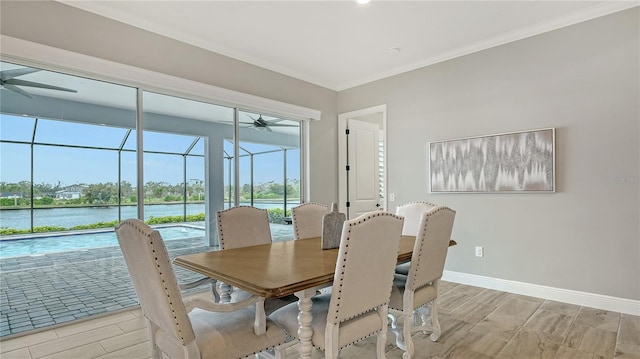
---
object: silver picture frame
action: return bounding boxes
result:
[429,128,555,193]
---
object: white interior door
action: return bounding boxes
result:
[346,119,381,218]
[338,105,387,219]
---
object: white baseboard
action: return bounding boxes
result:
[442,270,640,316]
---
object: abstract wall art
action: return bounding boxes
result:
[429,128,555,193]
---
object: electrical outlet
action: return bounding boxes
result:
[389,193,395,202]
[475,246,484,258]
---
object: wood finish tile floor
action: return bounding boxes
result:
[1,282,638,359]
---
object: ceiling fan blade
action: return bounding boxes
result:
[249,125,270,131]
[265,126,273,132]
[265,123,299,127]
[0,68,40,81]
[2,84,33,98]
[6,79,77,93]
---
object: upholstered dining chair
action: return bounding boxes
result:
[217,206,273,250]
[291,202,329,240]
[217,206,297,314]
[394,201,438,276]
[292,202,332,295]
[271,211,404,359]
[215,206,273,302]
[115,219,286,359]
[387,206,456,359]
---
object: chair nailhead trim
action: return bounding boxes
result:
[331,212,402,322]
[217,206,269,249]
[409,207,454,290]
[291,202,329,239]
[124,220,189,344]
[397,201,438,209]
[240,339,286,358]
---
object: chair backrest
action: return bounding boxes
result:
[115,219,195,346]
[327,212,404,325]
[406,206,456,291]
[217,206,272,249]
[396,201,438,236]
[291,202,329,240]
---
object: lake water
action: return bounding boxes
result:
[0,202,297,230]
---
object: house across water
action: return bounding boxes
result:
[54,184,87,200]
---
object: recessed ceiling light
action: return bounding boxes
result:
[357,0,370,4]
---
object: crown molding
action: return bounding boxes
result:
[18,1,640,92]
[336,2,639,91]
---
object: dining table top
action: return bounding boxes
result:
[173,236,456,299]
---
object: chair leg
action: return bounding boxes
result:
[254,298,267,335]
[377,306,388,359]
[325,323,340,359]
[430,299,441,341]
[402,310,414,359]
[211,279,221,302]
[377,331,387,358]
[387,312,406,350]
[146,320,162,359]
[417,306,429,334]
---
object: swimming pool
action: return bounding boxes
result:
[0,226,205,258]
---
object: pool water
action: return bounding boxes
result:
[0,226,205,258]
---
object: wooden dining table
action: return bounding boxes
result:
[174,236,456,358]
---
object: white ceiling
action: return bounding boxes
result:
[50,1,640,91]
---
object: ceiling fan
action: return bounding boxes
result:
[242,115,298,132]
[0,67,77,99]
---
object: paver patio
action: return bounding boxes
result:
[0,223,294,338]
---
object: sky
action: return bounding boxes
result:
[0,114,300,187]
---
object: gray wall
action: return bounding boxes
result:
[338,9,639,300]
[0,0,339,206]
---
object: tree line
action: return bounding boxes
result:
[0,179,300,208]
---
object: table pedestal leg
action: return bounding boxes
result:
[295,289,316,359]
[219,282,232,303]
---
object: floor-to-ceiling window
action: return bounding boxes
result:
[240,111,301,221]
[0,116,33,231]
[0,60,305,337]
[0,61,138,234]
[220,110,301,229]
[32,120,134,229]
